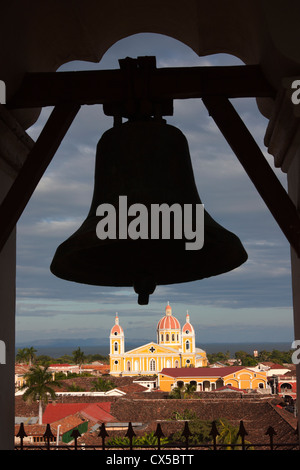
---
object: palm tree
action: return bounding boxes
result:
[25,347,37,365]
[72,347,85,373]
[91,377,115,392]
[216,419,253,450]
[169,383,185,399]
[16,348,28,364]
[21,364,62,424]
[183,383,197,398]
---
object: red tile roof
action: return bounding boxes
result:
[160,366,245,378]
[42,402,115,424]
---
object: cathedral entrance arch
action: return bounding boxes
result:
[203,380,211,392]
[216,379,224,389]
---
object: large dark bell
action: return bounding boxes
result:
[50,119,247,304]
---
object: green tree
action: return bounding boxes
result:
[183,382,197,398]
[107,432,169,448]
[25,347,37,365]
[16,348,28,364]
[207,351,231,365]
[169,382,197,399]
[234,350,257,367]
[72,347,85,373]
[21,364,62,424]
[67,382,85,392]
[171,414,214,445]
[16,347,37,365]
[169,383,185,399]
[91,377,115,392]
[217,419,253,450]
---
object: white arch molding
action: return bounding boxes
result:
[2,0,300,449]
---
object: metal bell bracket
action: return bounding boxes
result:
[103,56,174,122]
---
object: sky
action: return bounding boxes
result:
[15,33,295,349]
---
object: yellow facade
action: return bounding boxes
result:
[158,366,268,392]
[109,304,208,376]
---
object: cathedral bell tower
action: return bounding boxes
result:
[109,313,125,374]
[181,311,196,366]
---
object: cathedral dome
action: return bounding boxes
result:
[157,303,180,330]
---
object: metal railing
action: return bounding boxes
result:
[15,420,299,451]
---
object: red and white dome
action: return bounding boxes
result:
[157,303,181,330]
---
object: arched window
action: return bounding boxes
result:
[175,360,179,368]
[114,342,118,352]
[150,359,156,371]
[172,334,175,341]
[127,361,131,371]
[166,334,169,341]
[185,340,190,350]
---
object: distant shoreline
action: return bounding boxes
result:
[15,341,293,359]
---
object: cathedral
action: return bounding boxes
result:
[109,303,208,376]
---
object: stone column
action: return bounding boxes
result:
[265,81,300,441]
[0,106,34,449]
[287,153,300,431]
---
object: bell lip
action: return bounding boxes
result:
[50,235,248,288]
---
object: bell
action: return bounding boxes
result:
[50,118,247,304]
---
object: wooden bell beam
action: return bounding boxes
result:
[202,95,300,257]
[0,102,80,252]
[6,64,274,110]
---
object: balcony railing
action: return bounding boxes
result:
[15,420,299,451]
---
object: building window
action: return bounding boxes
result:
[114,360,118,365]
[166,334,169,341]
[172,334,175,341]
[114,342,118,352]
[186,340,190,350]
[175,360,179,368]
[161,334,163,342]
[150,359,156,371]
[127,361,131,371]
